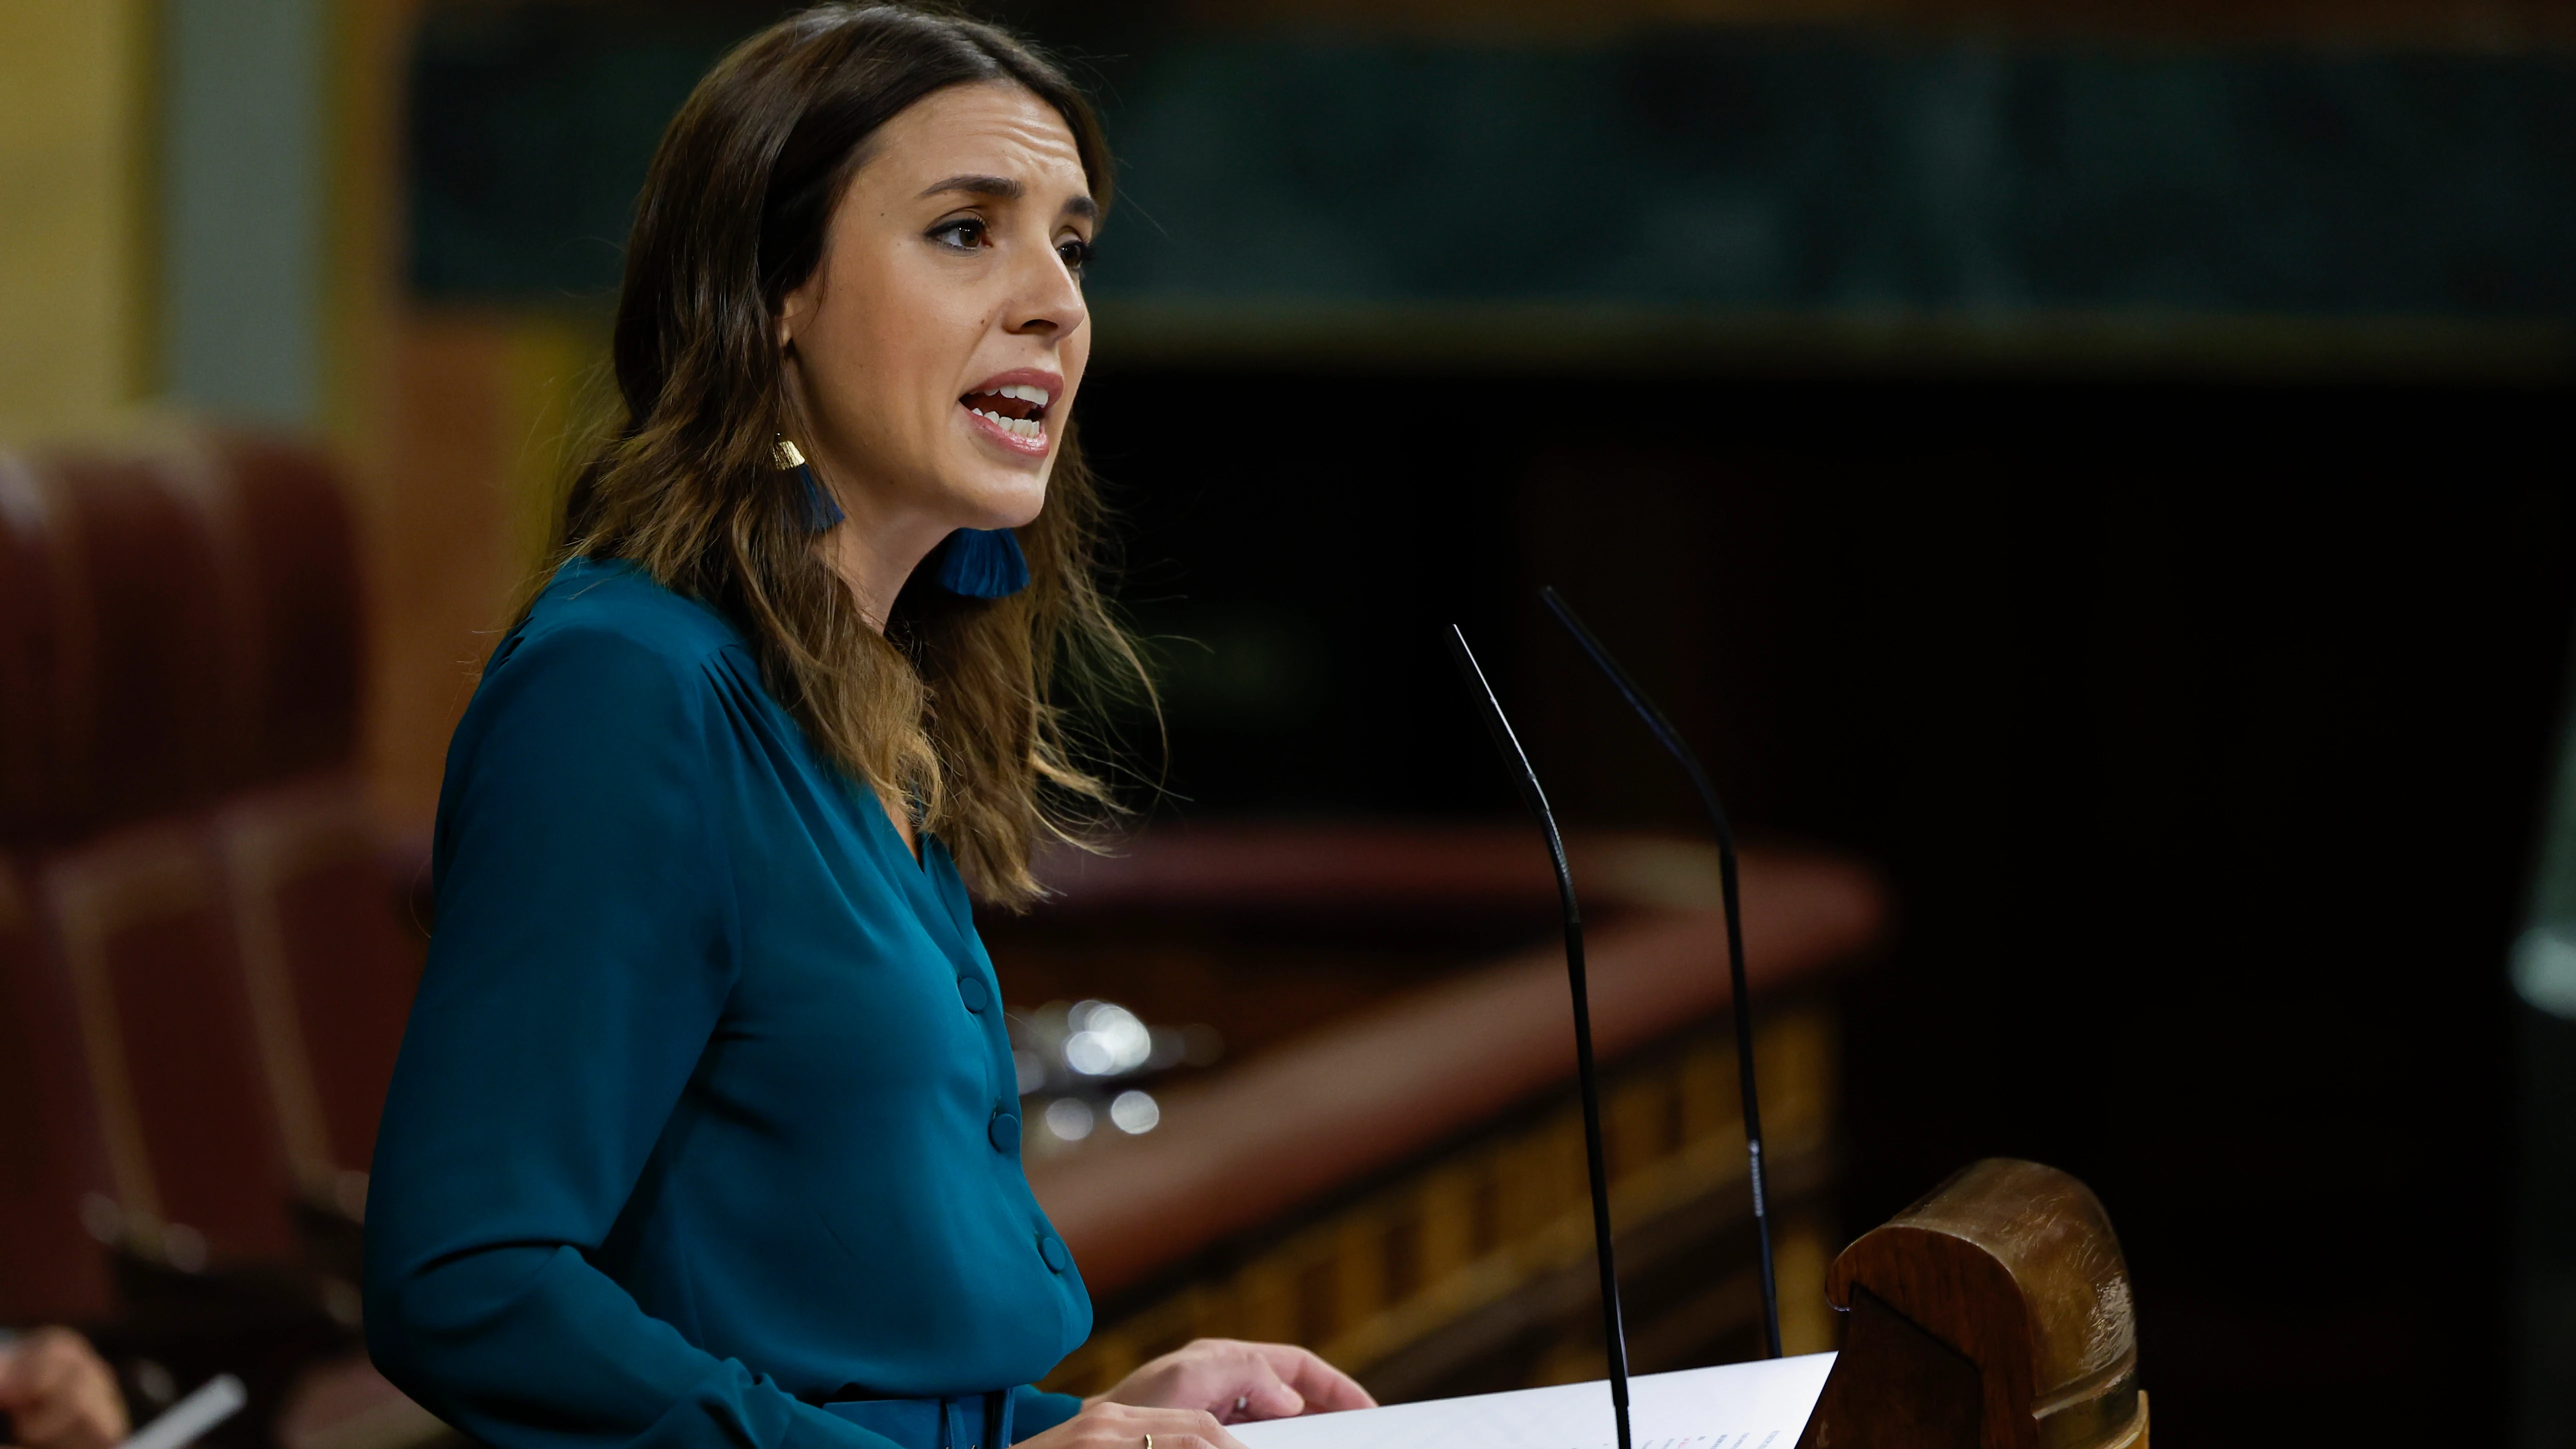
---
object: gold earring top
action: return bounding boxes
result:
[772,437,806,470]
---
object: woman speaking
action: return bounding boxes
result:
[362,8,1369,1449]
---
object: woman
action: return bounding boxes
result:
[361,8,1372,1449]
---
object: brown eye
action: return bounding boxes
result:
[930,218,986,250]
[1057,237,1091,274]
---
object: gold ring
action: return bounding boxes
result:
[1142,1437,1152,1449]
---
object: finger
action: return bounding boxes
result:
[1140,1406,1248,1449]
[1260,1344,1376,1412]
[7,1334,122,1449]
[1198,1342,1303,1421]
[72,1363,129,1446]
[1150,1345,1230,1410]
[14,1394,84,1448]
[8,1342,77,1412]
[1230,1354,1302,1422]
[1136,1340,1282,1420]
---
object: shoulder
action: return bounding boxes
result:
[426,564,749,952]
[462,560,748,753]
[506,557,743,674]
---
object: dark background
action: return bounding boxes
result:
[1074,364,2574,1442]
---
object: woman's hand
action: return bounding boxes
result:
[1019,1341,1373,1449]
[0,1328,128,1449]
[1016,1400,1246,1449]
[1090,1338,1377,1424]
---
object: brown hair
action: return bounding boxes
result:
[535,2,1143,906]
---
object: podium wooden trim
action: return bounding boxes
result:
[1797,1159,2148,1449]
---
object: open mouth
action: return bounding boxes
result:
[960,382,1050,442]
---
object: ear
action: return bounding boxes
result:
[777,278,816,350]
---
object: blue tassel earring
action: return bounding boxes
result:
[774,436,1025,597]
[772,436,844,532]
[937,528,1030,598]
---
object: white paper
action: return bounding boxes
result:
[1230,1353,1835,1449]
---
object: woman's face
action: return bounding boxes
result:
[780,80,1094,555]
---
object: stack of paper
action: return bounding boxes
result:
[1232,1352,1835,1449]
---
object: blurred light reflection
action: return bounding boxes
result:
[1010,997,1211,1154]
[1109,1090,1160,1135]
[1042,1097,1095,1142]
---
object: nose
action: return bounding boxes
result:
[1002,232,1086,341]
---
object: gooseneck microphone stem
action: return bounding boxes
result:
[1540,586,1782,1361]
[1446,626,1632,1449]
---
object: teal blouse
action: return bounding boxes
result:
[364,559,1090,1449]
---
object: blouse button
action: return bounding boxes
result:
[956,976,990,1013]
[1037,1232,1070,1274]
[988,1108,1020,1154]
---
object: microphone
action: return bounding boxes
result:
[1445,624,1633,1449]
[1540,586,1782,1360]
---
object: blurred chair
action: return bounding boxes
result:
[0,455,80,840]
[0,858,118,1325]
[0,452,126,1327]
[0,427,441,1449]
[198,430,420,1266]
[18,448,248,831]
[216,782,424,1246]
[201,434,363,788]
[42,821,304,1266]
[6,436,322,1272]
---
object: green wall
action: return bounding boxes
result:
[410,16,2576,340]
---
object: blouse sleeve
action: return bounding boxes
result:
[362,624,898,1449]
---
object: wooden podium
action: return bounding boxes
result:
[1799,1158,2149,1449]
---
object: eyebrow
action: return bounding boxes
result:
[918,172,1098,220]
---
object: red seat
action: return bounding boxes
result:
[1,430,444,1449]
[6,433,404,1259]
[0,857,118,1322]
[197,431,418,1213]
[202,433,362,786]
[0,454,82,844]
[17,449,248,836]
[216,780,425,1207]
[42,820,302,1265]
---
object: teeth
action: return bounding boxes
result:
[994,382,1052,406]
[968,406,1044,440]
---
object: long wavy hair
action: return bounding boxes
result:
[529,3,1144,906]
